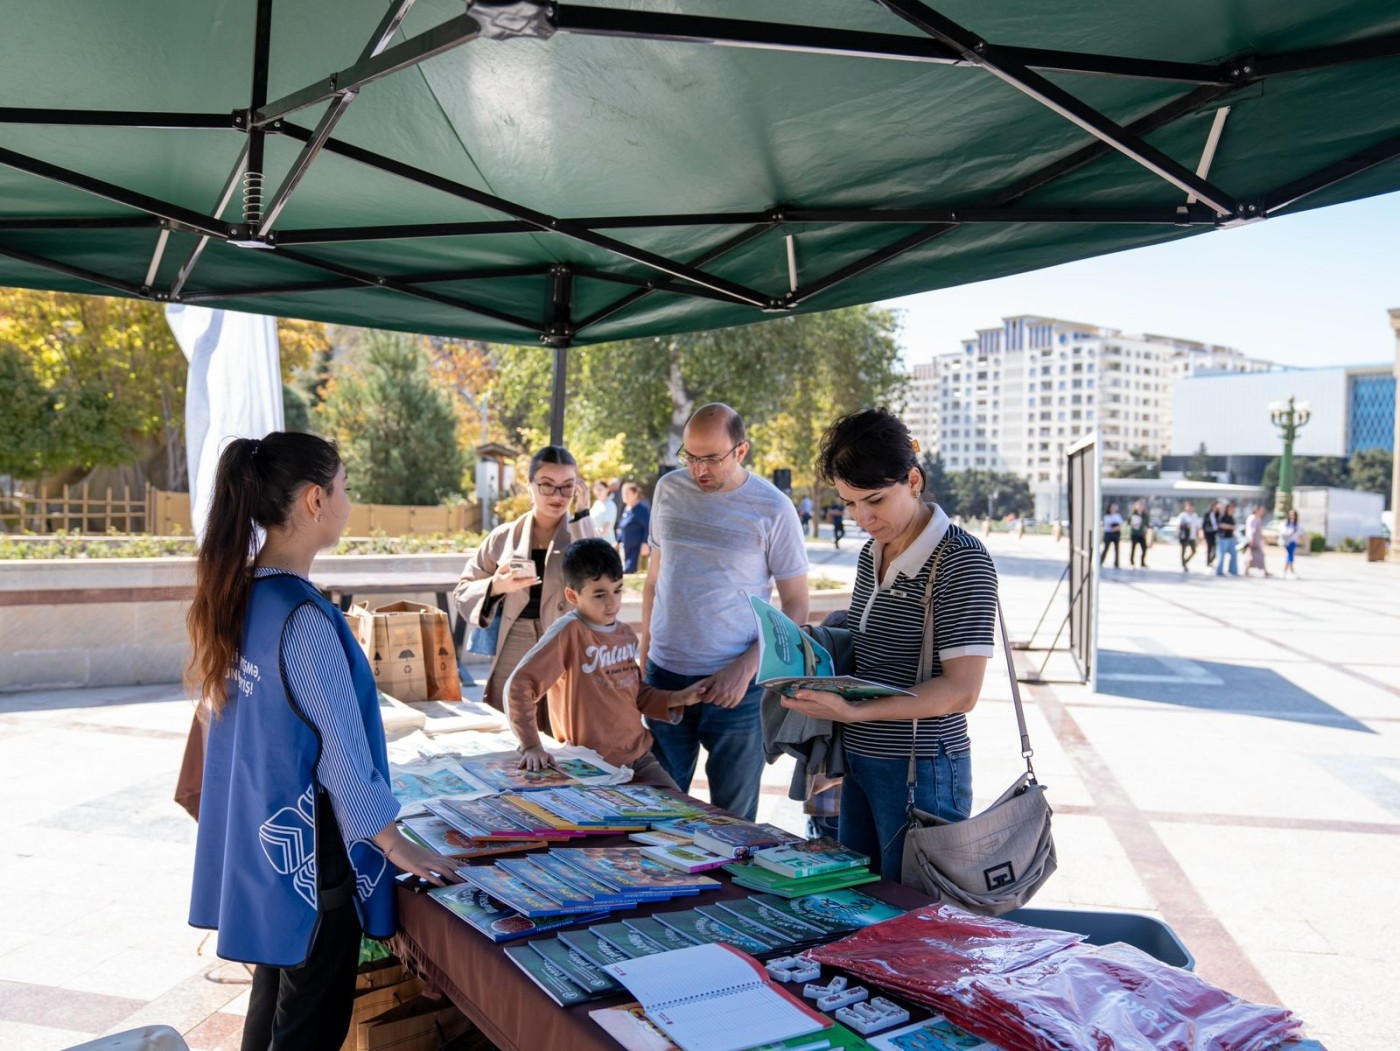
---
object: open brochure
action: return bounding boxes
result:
[748,595,912,701]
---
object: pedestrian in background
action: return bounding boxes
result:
[589,479,618,543]
[828,500,846,549]
[798,493,813,537]
[1215,501,1240,576]
[1245,504,1271,577]
[1178,500,1201,573]
[1201,500,1221,567]
[1100,502,1123,568]
[1128,500,1149,569]
[1280,508,1302,578]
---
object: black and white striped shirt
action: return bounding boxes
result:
[842,511,998,759]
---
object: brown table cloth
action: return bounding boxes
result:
[391,835,931,1051]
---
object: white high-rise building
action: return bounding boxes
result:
[908,315,1277,519]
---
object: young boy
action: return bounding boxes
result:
[505,538,704,788]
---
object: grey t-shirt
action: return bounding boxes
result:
[648,469,808,676]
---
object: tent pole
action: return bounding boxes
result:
[546,266,575,446]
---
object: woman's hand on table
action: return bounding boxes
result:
[379,832,461,886]
[781,687,865,723]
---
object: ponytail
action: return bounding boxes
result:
[185,432,340,715]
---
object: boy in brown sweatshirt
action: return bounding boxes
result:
[506,539,704,787]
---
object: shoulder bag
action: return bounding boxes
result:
[899,544,1057,915]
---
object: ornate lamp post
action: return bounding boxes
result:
[1268,396,1311,516]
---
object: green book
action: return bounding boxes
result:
[726,863,881,898]
[652,908,773,954]
[503,944,597,1007]
[692,905,785,951]
[589,920,670,958]
[622,915,699,951]
[558,928,632,970]
[528,936,622,994]
[715,896,829,945]
[756,889,906,933]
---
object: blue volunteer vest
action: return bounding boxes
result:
[189,573,396,966]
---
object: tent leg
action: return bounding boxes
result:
[546,265,575,446]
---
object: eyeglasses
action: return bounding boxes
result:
[533,480,576,497]
[678,441,744,468]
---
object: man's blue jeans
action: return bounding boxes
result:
[1216,536,1239,575]
[840,747,972,879]
[644,661,765,822]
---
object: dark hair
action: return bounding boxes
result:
[816,408,921,491]
[528,445,577,481]
[185,432,341,714]
[563,538,623,589]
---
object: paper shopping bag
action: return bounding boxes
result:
[350,600,466,703]
[339,971,425,1051]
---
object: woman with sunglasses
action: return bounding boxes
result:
[455,446,596,722]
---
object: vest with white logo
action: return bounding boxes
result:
[189,573,395,966]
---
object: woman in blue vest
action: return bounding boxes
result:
[186,432,458,1051]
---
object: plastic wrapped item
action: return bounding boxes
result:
[809,902,1083,1003]
[945,942,1303,1051]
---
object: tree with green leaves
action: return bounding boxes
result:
[1348,448,1393,507]
[491,306,905,491]
[920,450,949,504]
[1111,446,1160,479]
[316,330,466,505]
[1259,455,1349,506]
[0,343,54,488]
[1186,442,1214,482]
[943,469,1033,519]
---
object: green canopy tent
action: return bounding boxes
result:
[3,0,1400,440]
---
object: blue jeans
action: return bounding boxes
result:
[644,661,765,821]
[1216,536,1239,575]
[840,747,972,879]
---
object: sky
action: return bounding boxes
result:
[882,190,1400,370]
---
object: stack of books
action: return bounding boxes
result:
[622,814,805,874]
[425,785,708,845]
[397,813,537,861]
[726,838,881,897]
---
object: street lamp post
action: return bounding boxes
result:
[1268,396,1311,516]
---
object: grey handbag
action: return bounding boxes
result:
[899,550,1057,916]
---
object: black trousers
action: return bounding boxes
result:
[1203,532,1218,565]
[1100,534,1120,567]
[242,790,362,1051]
[1181,539,1197,569]
[1129,533,1148,566]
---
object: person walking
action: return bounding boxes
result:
[828,500,847,548]
[1245,504,1272,577]
[455,446,596,719]
[1280,508,1302,578]
[1178,500,1202,573]
[1128,500,1149,568]
[616,481,651,573]
[780,408,996,877]
[186,433,458,1051]
[1215,502,1240,576]
[589,479,618,543]
[798,494,813,537]
[1201,500,1221,567]
[1100,502,1123,568]
[640,403,809,821]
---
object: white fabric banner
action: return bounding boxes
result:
[166,304,284,542]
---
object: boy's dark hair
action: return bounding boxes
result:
[563,538,623,589]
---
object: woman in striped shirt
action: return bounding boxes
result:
[187,432,458,1051]
[782,409,998,877]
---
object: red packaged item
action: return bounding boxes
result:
[808,903,1083,1012]
[946,942,1303,1051]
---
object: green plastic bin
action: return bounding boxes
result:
[1003,907,1195,971]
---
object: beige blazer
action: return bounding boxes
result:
[454,510,597,679]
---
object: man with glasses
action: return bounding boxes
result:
[639,404,809,820]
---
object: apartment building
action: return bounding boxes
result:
[907,315,1276,519]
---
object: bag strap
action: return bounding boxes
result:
[906,536,1036,818]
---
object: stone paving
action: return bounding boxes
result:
[0,530,1395,1050]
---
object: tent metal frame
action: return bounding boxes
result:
[3,1,1400,440]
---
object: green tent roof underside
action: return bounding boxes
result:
[2,0,1400,346]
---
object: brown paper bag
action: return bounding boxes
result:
[357,994,472,1051]
[419,606,463,702]
[348,601,460,703]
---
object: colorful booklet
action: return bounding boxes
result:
[397,814,536,860]
[427,883,607,943]
[652,909,773,955]
[495,857,606,909]
[458,864,614,917]
[751,837,870,879]
[629,827,695,847]
[426,797,573,842]
[550,847,722,896]
[750,594,913,700]
[528,936,622,995]
[868,1015,998,1050]
[602,942,831,1051]
[725,861,881,898]
[504,944,611,1007]
[639,843,731,873]
[755,889,906,933]
[388,758,494,805]
[691,821,801,860]
[526,851,645,906]
[458,747,628,792]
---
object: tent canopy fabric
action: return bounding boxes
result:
[3,0,1400,349]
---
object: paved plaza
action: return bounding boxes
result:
[0,531,1395,1050]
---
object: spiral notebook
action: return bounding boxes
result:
[602,942,830,1051]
